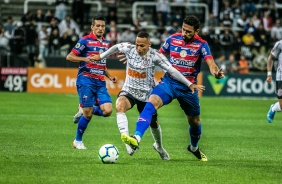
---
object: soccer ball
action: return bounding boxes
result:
[98,144,119,164]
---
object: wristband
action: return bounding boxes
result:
[267,71,272,76]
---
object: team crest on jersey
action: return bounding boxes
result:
[83,95,88,101]
[180,50,187,57]
[190,49,197,55]
[142,59,150,66]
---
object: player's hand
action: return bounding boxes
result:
[89,54,101,62]
[189,84,205,94]
[117,53,127,64]
[109,76,117,83]
[266,76,272,84]
[214,68,225,79]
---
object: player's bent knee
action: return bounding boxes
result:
[103,108,113,117]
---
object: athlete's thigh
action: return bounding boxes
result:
[151,82,174,105]
[177,90,200,117]
[116,91,135,111]
[77,84,95,108]
[96,86,112,104]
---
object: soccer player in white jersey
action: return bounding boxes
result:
[266,40,282,123]
[90,31,205,159]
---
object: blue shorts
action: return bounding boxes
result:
[151,77,200,116]
[77,84,112,108]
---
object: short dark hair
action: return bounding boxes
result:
[91,15,106,24]
[183,15,200,30]
[137,31,149,39]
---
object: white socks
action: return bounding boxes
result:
[150,125,162,148]
[116,112,129,135]
[272,102,281,112]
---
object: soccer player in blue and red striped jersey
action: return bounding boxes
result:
[66,15,114,149]
[121,15,225,161]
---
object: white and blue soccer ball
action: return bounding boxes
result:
[98,144,119,164]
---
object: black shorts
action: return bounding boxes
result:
[118,90,157,117]
[276,81,282,99]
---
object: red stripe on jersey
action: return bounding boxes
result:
[173,65,196,73]
[87,51,99,56]
[71,49,79,55]
[83,72,105,81]
[169,73,195,83]
[159,48,168,54]
[86,62,106,70]
[204,55,214,61]
[87,41,101,47]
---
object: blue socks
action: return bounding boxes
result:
[189,124,202,147]
[92,106,104,116]
[75,116,91,141]
[135,102,156,138]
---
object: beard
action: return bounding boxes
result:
[182,35,194,43]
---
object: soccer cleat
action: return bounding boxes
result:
[121,134,139,151]
[267,104,275,123]
[153,143,170,160]
[125,144,136,156]
[187,145,207,161]
[73,106,83,124]
[72,140,87,149]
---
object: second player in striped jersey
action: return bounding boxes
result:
[90,31,205,158]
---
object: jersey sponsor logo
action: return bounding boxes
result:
[201,48,207,56]
[163,43,169,49]
[87,41,99,46]
[171,57,195,67]
[75,43,80,48]
[90,69,104,75]
[128,68,146,78]
[172,39,183,45]
[79,45,85,50]
[138,117,146,122]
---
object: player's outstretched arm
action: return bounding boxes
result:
[206,58,225,79]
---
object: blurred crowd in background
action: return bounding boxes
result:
[0,0,282,73]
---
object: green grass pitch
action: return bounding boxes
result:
[0,92,281,183]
